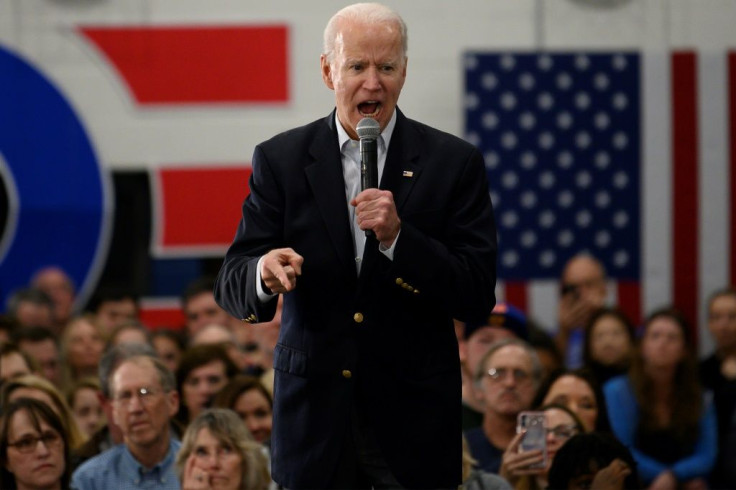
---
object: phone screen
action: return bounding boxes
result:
[517,411,548,469]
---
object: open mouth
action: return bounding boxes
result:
[358,101,381,117]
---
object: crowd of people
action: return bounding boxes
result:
[1,253,734,489]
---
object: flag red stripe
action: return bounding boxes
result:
[159,167,251,248]
[729,51,736,287]
[79,26,288,104]
[503,281,528,314]
[617,281,642,326]
[139,307,186,330]
[671,52,699,336]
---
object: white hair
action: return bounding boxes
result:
[322,3,408,65]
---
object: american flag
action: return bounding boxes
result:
[464,51,736,354]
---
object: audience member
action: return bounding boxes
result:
[107,321,152,348]
[31,266,77,331]
[175,344,239,427]
[4,287,55,330]
[71,354,181,489]
[532,368,611,433]
[86,287,139,336]
[461,435,513,490]
[555,254,608,368]
[0,398,71,490]
[151,329,186,374]
[60,315,105,386]
[12,326,62,385]
[181,276,239,339]
[0,315,19,344]
[0,374,86,449]
[465,339,542,473]
[460,303,529,431]
[499,403,584,490]
[66,378,105,440]
[699,286,736,488]
[176,408,270,490]
[604,307,716,488]
[214,375,273,445]
[547,432,641,490]
[527,323,563,380]
[189,323,249,372]
[582,307,635,385]
[0,342,36,383]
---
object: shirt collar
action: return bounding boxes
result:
[121,437,180,484]
[336,110,397,154]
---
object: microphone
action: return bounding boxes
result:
[356,117,380,237]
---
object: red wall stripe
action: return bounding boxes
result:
[729,52,736,287]
[617,281,642,326]
[79,26,288,104]
[671,52,699,337]
[503,281,528,314]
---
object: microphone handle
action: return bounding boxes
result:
[360,137,378,237]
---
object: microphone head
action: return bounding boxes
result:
[356,118,381,140]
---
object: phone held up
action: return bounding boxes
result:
[517,411,547,469]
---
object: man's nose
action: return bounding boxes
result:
[363,66,381,90]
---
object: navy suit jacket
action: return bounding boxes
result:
[215,109,497,488]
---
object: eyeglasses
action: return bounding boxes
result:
[113,387,162,407]
[547,424,580,440]
[486,367,531,383]
[8,431,62,454]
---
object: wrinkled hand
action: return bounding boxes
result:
[499,431,546,486]
[182,454,212,490]
[558,294,591,333]
[590,458,631,490]
[351,188,401,247]
[261,248,303,294]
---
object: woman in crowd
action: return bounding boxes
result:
[214,375,273,445]
[604,307,717,488]
[60,315,105,387]
[0,398,71,490]
[176,344,240,427]
[151,329,186,374]
[65,378,105,440]
[1,374,87,449]
[532,368,610,433]
[499,404,584,490]
[176,408,270,490]
[583,307,636,385]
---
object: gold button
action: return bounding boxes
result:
[402,283,410,289]
[342,370,352,379]
[395,278,404,285]
[406,286,414,292]
[414,289,420,295]
[353,312,364,323]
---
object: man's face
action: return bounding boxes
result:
[19,339,61,384]
[111,359,178,451]
[478,345,536,417]
[709,294,736,352]
[15,302,53,329]
[33,268,75,323]
[0,352,32,381]
[185,292,232,337]
[320,17,406,140]
[463,327,516,377]
[561,257,607,305]
[182,360,228,421]
[95,299,137,334]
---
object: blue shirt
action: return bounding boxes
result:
[464,427,504,474]
[71,437,181,490]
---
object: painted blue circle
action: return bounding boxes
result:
[0,45,107,307]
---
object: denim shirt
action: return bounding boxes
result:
[71,438,181,490]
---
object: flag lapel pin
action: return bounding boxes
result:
[402,170,414,178]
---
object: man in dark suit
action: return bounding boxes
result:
[215,3,497,488]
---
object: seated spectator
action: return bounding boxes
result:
[12,325,62,385]
[499,404,584,490]
[175,344,239,427]
[176,408,270,490]
[85,287,139,336]
[0,398,72,490]
[4,287,55,331]
[464,339,541,474]
[532,368,611,433]
[699,287,736,488]
[189,323,249,372]
[0,342,36,383]
[151,329,186,374]
[66,378,105,440]
[461,434,512,490]
[548,432,641,490]
[31,265,77,331]
[60,315,105,387]
[182,276,240,339]
[0,374,86,449]
[214,375,273,445]
[71,353,180,489]
[604,307,717,488]
[582,307,635,386]
[527,322,563,380]
[460,303,529,431]
[107,321,152,348]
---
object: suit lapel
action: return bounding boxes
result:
[380,109,422,213]
[304,113,357,276]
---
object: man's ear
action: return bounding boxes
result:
[320,55,335,90]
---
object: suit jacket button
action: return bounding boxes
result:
[395,278,404,285]
[353,312,364,323]
[342,370,352,379]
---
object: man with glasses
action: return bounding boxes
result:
[71,354,181,489]
[464,338,542,474]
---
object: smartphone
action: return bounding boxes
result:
[517,411,548,469]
